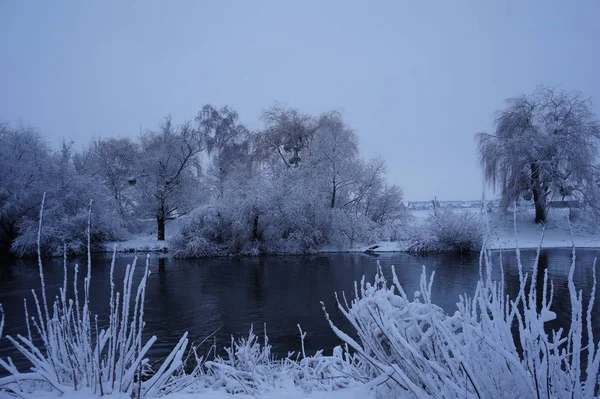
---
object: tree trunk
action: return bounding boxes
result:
[330,182,336,208]
[531,163,546,224]
[532,190,546,224]
[157,217,166,241]
[252,212,261,241]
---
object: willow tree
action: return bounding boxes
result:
[477,87,600,223]
[256,106,318,168]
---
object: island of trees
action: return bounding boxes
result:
[1,86,599,257]
[0,105,405,257]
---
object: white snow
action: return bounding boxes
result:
[25,384,375,399]
[356,207,600,253]
[104,207,600,255]
[102,218,186,253]
[486,208,600,250]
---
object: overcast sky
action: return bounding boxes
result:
[1,1,599,201]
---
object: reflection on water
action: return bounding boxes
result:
[0,249,598,373]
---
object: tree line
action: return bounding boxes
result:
[0,105,406,257]
[3,86,598,257]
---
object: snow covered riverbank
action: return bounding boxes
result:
[102,208,600,255]
[357,208,600,254]
[359,205,598,252]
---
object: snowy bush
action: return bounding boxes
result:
[171,177,332,257]
[409,208,485,252]
[260,190,330,255]
[322,249,600,398]
[0,252,206,398]
[170,205,231,257]
[11,204,127,257]
[329,209,380,249]
[171,197,388,257]
[378,214,412,242]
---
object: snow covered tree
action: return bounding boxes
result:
[136,116,204,240]
[477,87,600,223]
[12,141,127,256]
[312,112,360,208]
[76,137,139,222]
[195,104,252,198]
[256,105,318,168]
[0,122,50,253]
[363,183,405,224]
[342,156,386,212]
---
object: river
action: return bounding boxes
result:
[0,249,598,373]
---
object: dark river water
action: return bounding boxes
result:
[0,249,598,373]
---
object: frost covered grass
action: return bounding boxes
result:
[322,248,599,398]
[0,249,365,398]
[1,200,599,398]
[0,252,201,397]
[2,244,598,398]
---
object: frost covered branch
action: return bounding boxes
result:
[322,251,599,398]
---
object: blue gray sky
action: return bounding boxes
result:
[1,1,599,201]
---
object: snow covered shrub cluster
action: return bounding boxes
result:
[0,253,363,398]
[0,251,203,398]
[203,325,365,396]
[170,166,393,257]
[323,249,600,398]
[170,201,331,257]
[11,204,126,257]
[170,205,230,257]
[329,208,380,249]
[171,199,384,257]
[409,208,485,252]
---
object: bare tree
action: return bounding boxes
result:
[342,155,387,212]
[477,87,600,223]
[137,116,204,240]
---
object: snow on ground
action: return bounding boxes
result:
[26,384,375,399]
[487,207,600,250]
[170,385,374,399]
[362,207,600,253]
[102,218,186,253]
[102,207,600,255]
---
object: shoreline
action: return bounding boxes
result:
[98,208,600,256]
[98,240,600,256]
